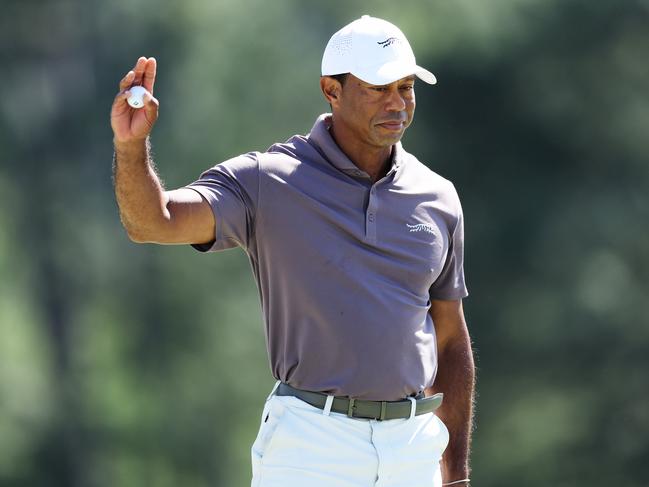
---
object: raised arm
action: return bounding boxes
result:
[425,299,475,485]
[111,57,215,245]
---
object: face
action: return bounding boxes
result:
[327,74,416,150]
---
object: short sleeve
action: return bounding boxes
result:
[185,152,259,252]
[429,192,469,301]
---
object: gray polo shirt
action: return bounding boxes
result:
[187,114,467,401]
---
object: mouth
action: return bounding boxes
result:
[377,121,405,131]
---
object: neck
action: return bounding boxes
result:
[329,118,393,183]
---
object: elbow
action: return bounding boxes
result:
[124,224,149,243]
[117,207,175,244]
[126,229,148,243]
[123,219,173,244]
[121,219,157,244]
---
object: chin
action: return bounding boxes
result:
[381,133,405,146]
[371,131,404,147]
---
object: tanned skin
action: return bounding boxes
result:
[426,299,475,484]
[320,73,415,183]
[111,56,215,245]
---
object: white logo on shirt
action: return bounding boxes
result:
[407,223,435,234]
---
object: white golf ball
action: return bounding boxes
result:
[127,85,148,109]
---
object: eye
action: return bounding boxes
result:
[400,85,414,91]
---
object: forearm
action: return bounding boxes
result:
[113,137,170,242]
[426,333,475,482]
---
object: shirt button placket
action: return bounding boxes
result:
[366,186,378,242]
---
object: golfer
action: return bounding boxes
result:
[111,15,475,487]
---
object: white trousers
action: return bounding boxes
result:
[251,385,449,487]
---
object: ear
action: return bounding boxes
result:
[320,76,342,108]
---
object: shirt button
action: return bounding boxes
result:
[368,213,375,222]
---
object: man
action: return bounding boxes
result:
[112,15,474,487]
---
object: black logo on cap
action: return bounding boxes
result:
[377,37,400,48]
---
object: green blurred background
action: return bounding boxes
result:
[1,0,648,485]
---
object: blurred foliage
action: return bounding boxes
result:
[1,0,648,486]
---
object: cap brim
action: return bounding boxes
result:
[413,67,437,85]
[353,61,437,85]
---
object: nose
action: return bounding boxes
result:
[385,88,406,112]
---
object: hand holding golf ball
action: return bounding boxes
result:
[127,85,149,109]
[111,57,159,143]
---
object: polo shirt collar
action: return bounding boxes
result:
[308,113,403,179]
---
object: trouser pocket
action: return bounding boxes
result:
[251,397,285,484]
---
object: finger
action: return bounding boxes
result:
[132,56,148,87]
[119,70,135,91]
[142,57,157,93]
[111,91,131,117]
[143,91,159,109]
[142,92,160,127]
[113,89,131,105]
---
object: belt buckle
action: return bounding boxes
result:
[346,398,389,421]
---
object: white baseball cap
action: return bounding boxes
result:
[321,15,436,86]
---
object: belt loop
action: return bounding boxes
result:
[323,395,334,416]
[347,398,356,418]
[379,401,387,421]
[407,397,417,420]
[266,380,281,401]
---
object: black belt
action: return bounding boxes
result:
[276,383,443,421]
